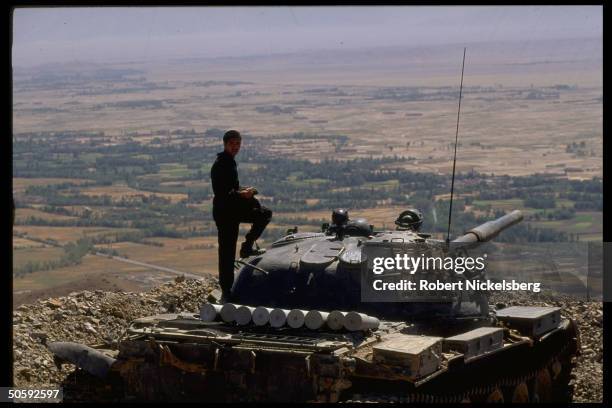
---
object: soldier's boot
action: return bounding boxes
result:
[240,241,266,258]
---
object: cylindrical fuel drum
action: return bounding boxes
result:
[220,303,238,323]
[344,312,380,331]
[199,303,223,322]
[304,310,329,330]
[235,305,256,325]
[287,309,307,329]
[327,310,347,330]
[252,306,273,326]
[270,308,290,328]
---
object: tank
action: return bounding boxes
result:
[48,209,580,402]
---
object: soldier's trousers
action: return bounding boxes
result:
[214,198,272,295]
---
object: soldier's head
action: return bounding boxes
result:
[395,208,423,231]
[223,130,242,157]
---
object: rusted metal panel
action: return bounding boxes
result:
[159,344,207,373]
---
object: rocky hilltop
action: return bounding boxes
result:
[12,278,602,402]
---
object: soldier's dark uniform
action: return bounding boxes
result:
[211,150,272,296]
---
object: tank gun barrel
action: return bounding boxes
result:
[452,210,523,244]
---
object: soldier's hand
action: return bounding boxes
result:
[239,189,255,199]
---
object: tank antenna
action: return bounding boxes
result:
[446,47,466,244]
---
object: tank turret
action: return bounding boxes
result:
[230,209,525,320]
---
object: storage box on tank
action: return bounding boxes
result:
[372,334,443,378]
[443,327,504,360]
[495,306,561,337]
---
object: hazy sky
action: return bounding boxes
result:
[12,6,602,67]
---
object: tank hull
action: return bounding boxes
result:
[57,310,579,403]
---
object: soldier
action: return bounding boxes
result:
[211,130,272,302]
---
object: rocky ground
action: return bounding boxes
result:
[12,279,602,403]
[12,276,219,393]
